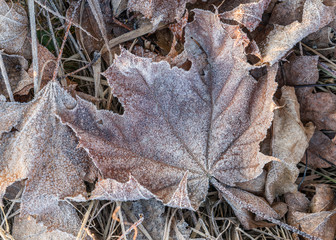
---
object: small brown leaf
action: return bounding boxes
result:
[310,184,336,213]
[304,130,336,168]
[0,53,32,97]
[265,86,314,203]
[292,211,336,240]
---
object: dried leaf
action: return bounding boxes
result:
[269,0,305,26]
[12,202,86,240]
[128,0,195,24]
[58,9,279,225]
[0,53,33,97]
[304,130,336,168]
[122,199,166,240]
[28,44,56,89]
[282,55,336,168]
[214,180,280,229]
[265,86,314,203]
[0,0,28,54]
[260,0,335,64]
[310,184,336,213]
[290,185,336,240]
[220,0,271,31]
[0,81,96,232]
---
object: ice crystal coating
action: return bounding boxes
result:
[0,81,96,232]
[58,10,278,216]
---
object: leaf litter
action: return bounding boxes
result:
[0,0,336,239]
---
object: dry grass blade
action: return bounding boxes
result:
[101,22,167,55]
[0,52,14,101]
[28,0,39,94]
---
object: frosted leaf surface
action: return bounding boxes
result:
[260,0,335,65]
[128,0,194,24]
[220,0,271,31]
[12,202,88,239]
[0,81,96,232]
[0,0,28,54]
[57,10,278,211]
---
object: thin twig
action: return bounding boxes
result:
[0,52,14,101]
[52,0,82,82]
[28,0,39,94]
[63,52,100,78]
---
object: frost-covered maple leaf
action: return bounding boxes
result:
[57,10,282,228]
[0,81,96,232]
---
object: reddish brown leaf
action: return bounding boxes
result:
[0,81,96,232]
[58,9,279,223]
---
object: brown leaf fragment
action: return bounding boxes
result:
[305,130,336,168]
[282,55,336,168]
[128,0,195,24]
[269,0,305,26]
[0,81,96,232]
[300,92,336,131]
[12,202,91,240]
[260,0,335,65]
[58,9,278,216]
[0,53,33,98]
[265,86,314,203]
[0,0,28,55]
[286,186,336,240]
[292,211,336,240]
[214,180,280,229]
[122,199,166,240]
[310,184,336,213]
[220,0,271,31]
[28,44,56,89]
[285,191,310,227]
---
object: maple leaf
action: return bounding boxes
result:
[0,81,96,232]
[265,86,314,203]
[57,9,280,223]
